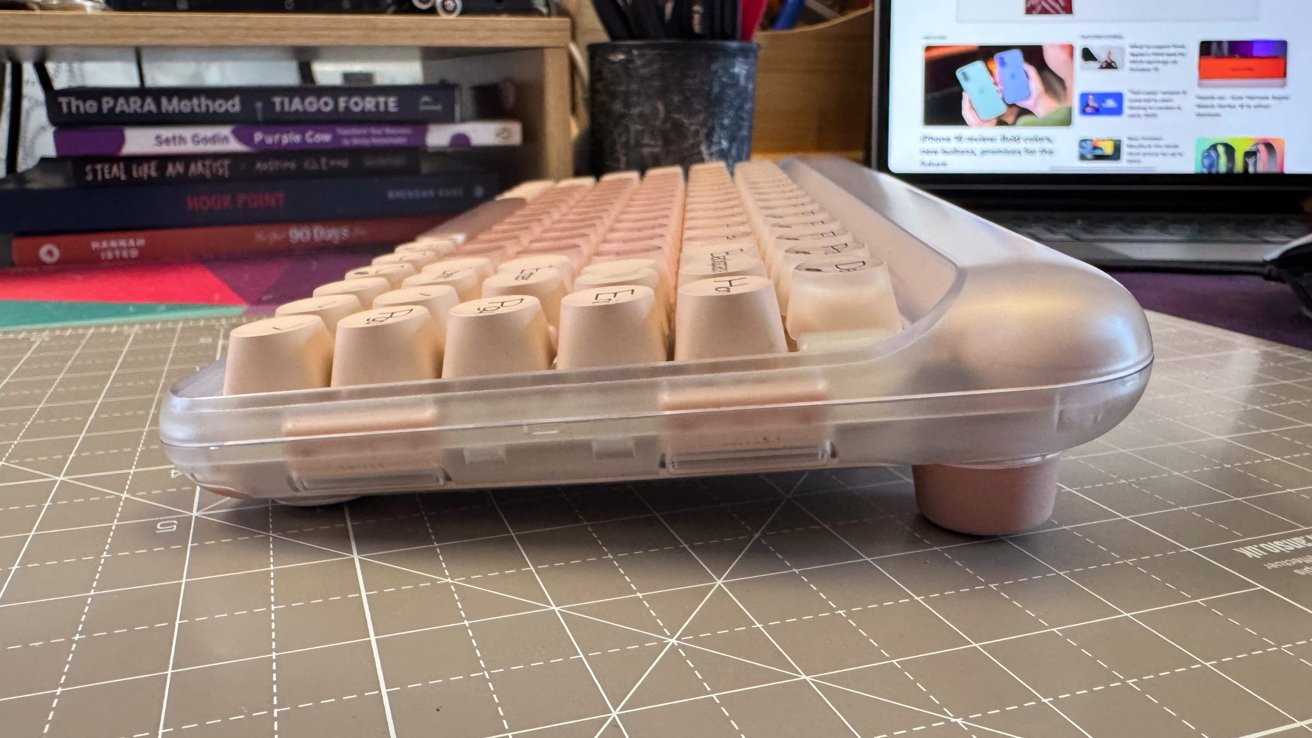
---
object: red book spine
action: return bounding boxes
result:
[9,216,442,268]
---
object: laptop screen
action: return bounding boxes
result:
[880,0,1309,179]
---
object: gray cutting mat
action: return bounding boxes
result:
[1,312,1311,738]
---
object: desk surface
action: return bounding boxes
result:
[1,312,1310,738]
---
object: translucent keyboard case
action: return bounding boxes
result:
[160,157,1153,535]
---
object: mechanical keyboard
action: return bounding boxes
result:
[160,157,1155,536]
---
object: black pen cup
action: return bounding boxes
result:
[589,41,758,174]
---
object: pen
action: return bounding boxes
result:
[771,0,803,30]
[592,0,635,40]
[740,0,766,40]
[629,0,668,40]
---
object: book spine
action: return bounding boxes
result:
[0,171,498,234]
[53,121,523,157]
[8,216,442,268]
[46,84,459,126]
[69,149,423,187]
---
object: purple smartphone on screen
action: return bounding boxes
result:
[994,49,1031,104]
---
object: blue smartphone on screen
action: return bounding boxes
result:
[956,60,1007,121]
[994,49,1031,104]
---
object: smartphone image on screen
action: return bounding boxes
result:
[1246,140,1281,173]
[1204,142,1237,173]
[956,60,1007,121]
[1201,147,1220,174]
[1243,149,1260,174]
[994,49,1031,104]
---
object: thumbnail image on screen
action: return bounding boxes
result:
[1026,0,1073,15]
[1196,137,1285,173]
[1198,40,1289,88]
[1080,45,1123,71]
[924,44,1074,127]
[1079,138,1121,161]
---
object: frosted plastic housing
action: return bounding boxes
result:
[160,157,1153,528]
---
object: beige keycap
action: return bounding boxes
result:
[772,236,867,264]
[499,254,577,289]
[274,294,363,333]
[674,276,788,360]
[424,256,496,280]
[774,243,872,309]
[785,256,902,340]
[442,296,554,378]
[401,266,484,301]
[689,161,730,175]
[576,264,663,295]
[373,250,441,270]
[395,238,458,256]
[452,240,514,265]
[373,285,459,346]
[313,277,392,308]
[600,170,641,182]
[517,240,591,271]
[645,165,685,177]
[222,315,333,395]
[582,257,672,292]
[499,179,555,200]
[481,266,569,325]
[680,240,758,266]
[678,252,768,285]
[330,306,440,386]
[763,225,851,258]
[344,263,417,288]
[556,286,667,370]
[574,267,670,329]
[590,248,671,273]
[419,198,528,244]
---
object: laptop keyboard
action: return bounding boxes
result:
[991,212,1312,245]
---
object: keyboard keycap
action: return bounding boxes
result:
[373,285,460,347]
[785,256,902,341]
[674,276,788,360]
[442,296,554,378]
[331,306,441,386]
[274,294,363,333]
[344,263,418,288]
[402,266,483,301]
[556,286,667,369]
[223,315,334,395]
[373,250,442,270]
[481,266,570,325]
[313,277,392,308]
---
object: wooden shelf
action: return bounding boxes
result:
[0,11,570,51]
[0,11,574,179]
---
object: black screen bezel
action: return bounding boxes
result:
[872,0,1312,193]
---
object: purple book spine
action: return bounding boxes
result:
[54,124,430,157]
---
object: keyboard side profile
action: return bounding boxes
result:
[160,156,1154,535]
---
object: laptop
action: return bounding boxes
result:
[871,0,1312,275]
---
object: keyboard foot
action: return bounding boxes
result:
[912,454,1060,536]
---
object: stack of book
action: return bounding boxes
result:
[1,83,522,269]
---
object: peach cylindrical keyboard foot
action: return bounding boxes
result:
[912,454,1061,536]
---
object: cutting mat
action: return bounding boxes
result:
[1,312,1311,738]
